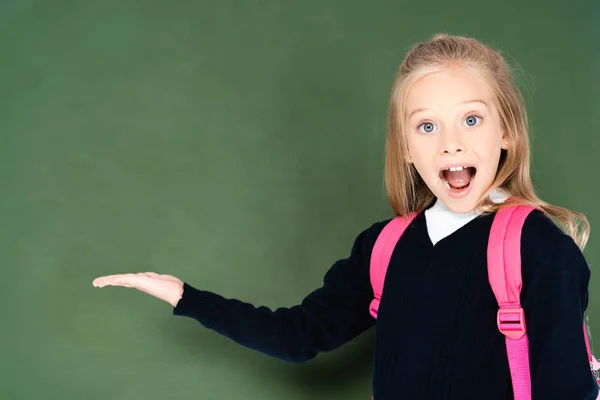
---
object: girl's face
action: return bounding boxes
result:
[404,66,508,214]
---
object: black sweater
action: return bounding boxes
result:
[173,209,599,399]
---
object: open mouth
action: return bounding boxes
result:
[439,165,477,193]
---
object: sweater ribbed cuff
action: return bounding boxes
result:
[173,282,223,330]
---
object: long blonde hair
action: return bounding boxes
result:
[384,33,590,249]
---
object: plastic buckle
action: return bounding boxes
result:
[497,307,526,340]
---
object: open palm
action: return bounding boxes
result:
[93,272,184,307]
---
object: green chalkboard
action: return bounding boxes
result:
[1,1,599,399]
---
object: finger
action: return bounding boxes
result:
[92,275,122,288]
[142,272,160,278]
[93,273,141,288]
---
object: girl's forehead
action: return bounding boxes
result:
[405,67,495,115]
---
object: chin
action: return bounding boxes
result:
[434,181,482,214]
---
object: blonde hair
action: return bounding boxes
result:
[384,33,590,249]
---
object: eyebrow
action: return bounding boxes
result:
[407,99,489,119]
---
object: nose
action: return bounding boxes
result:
[439,130,466,156]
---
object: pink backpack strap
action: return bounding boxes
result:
[488,205,599,399]
[487,205,535,400]
[369,213,418,319]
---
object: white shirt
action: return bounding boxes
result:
[424,189,509,245]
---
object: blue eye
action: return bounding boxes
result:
[465,115,482,127]
[418,122,436,133]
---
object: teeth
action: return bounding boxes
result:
[448,166,466,172]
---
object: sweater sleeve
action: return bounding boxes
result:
[172,220,387,363]
[520,211,599,400]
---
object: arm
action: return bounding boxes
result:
[172,221,386,363]
[520,212,599,399]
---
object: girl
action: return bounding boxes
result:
[93,34,599,399]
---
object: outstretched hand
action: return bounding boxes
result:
[93,272,184,307]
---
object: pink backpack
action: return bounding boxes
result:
[369,205,600,400]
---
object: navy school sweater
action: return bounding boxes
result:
[173,209,599,399]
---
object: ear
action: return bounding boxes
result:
[501,131,509,150]
[403,141,413,163]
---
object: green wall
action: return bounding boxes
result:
[1,1,599,399]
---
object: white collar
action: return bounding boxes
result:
[424,188,509,245]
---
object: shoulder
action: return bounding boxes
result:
[356,213,422,249]
[319,218,394,287]
[517,209,592,315]
[521,210,578,255]
[354,218,394,251]
[520,209,590,278]
[348,214,423,262]
[521,210,567,248]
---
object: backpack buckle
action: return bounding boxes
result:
[497,307,526,340]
